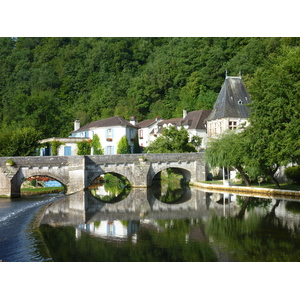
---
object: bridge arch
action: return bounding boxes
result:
[148,163,192,187]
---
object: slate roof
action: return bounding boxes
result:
[180,110,212,130]
[137,119,159,128]
[206,76,251,121]
[71,116,140,133]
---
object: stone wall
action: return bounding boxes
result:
[0,153,206,197]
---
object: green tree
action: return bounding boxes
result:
[204,130,252,186]
[0,126,42,156]
[246,46,300,188]
[133,133,142,153]
[146,126,196,153]
[90,134,104,155]
[117,136,131,154]
[77,140,91,155]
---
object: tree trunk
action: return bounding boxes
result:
[268,166,280,189]
[236,166,251,187]
[237,197,251,219]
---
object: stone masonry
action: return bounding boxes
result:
[0,153,206,197]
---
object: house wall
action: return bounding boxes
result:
[186,129,207,149]
[90,126,138,155]
[207,117,250,138]
[138,122,161,149]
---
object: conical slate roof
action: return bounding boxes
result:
[206,76,251,121]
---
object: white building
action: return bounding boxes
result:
[40,116,139,156]
[136,117,164,150]
[144,110,211,150]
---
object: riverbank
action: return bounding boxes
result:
[21,187,65,196]
[192,181,300,199]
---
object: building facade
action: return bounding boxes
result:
[206,75,251,138]
[40,116,139,156]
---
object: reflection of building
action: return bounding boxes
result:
[77,220,139,242]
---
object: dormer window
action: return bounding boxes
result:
[238,99,243,105]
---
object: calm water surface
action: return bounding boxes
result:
[1,188,300,262]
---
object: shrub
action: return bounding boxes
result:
[5,158,15,166]
[284,165,300,184]
[49,140,65,156]
[77,140,91,155]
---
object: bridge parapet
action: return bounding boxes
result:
[0,153,206,197]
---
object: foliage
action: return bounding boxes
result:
[133,133,142,153]
[5,158,15,166]
[245,46,300,187]
[284,165,300,184]
[146,126,196,153]
[76,140,91,155]
[90,134,104,155]
[117,136,131,154]
[0,37,298,142]
[204,130,252,186]
[0,126,42,156]
[190,135,202,149]
[49,140,65,156]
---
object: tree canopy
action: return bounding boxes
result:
[1,37,300,165]
[146,126,196,153]
[204,130,251,186]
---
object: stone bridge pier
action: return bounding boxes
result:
[0,153,206,198]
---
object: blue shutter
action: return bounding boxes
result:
[112,128,114,138]
[112,146,114,155]
[64,146,71,156]
[105,129,108,139]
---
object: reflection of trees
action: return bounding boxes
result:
[206,197,300,261]
[39,218,218,262]
[152,170,189,203]
[89,173,131,203]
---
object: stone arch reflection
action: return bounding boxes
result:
[151,167,191,204]
[88,172,131,203]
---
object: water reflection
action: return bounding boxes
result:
[89,174,131,203]
[38,188,300,262]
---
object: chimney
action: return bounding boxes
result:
[74,119,80,131]
[183,109,187,119]
[130,116,136,126]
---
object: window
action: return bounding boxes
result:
[107,129,112,138]
[229,121,237,130]
[139,129,143,139]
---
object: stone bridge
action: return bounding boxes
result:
[0,153,206,198]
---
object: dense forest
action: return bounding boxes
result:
[0,37,300,140]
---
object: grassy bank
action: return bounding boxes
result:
[21,187,65,196]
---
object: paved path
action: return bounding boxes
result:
[193,182,300,200]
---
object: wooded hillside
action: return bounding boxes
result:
[0,37,299,139]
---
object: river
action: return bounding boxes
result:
[1,187,300,262]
